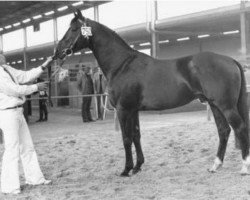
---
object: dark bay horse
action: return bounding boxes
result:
[54,10,250,176]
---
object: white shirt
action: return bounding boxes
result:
[0,64,43,109]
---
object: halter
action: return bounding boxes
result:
[52,19,92,61]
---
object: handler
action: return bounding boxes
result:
[0,54,52,194]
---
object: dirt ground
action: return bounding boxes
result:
[0,108,250,200]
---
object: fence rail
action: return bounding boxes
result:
[28,84,250,122]
[28,93,108,101]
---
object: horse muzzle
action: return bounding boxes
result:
[53,48,73,61]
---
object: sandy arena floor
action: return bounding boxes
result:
[0,108,250,200]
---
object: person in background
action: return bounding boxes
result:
[77,65,95,122]
[93,67,107,120]
[36,78,48,122]
[0,54,52,195]
[23,100,30,123]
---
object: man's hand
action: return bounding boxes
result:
[37,81,49,91]
[41,56,53,70]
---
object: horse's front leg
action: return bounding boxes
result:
[117,108,134,176]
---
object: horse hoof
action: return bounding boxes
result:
[120,171,130,177]
[240,168,250,176]
[132,167,141,174]
[207,168,216,173]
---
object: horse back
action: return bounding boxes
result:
[109,51,241,111]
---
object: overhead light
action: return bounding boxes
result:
[4,25,11,29]
[198,34,210,38]
[85,51,92,54]
[22,18,31,23]
[13,22,21,27]
[7,62,10,65]
[139,42,151,46]
[31,58,37,62]
[159,40,169,44]
[177,37,190,41]
[11,61,16,65]
[130,44,134,48]
[0,28,3,31]
[38,57,44,60]
[223,30,239,35]
[33,15,42,20]
[57,6,68,11]
[72,2,84,6]
[17,60,22,64]
[74,52,81,55]
[45,11,54,16]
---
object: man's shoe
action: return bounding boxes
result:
[42,179,52,185]
[26,179,52,186]
[3,189,21,195]
[36,119,42,122]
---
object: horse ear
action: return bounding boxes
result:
[74,11,78,17]
[76,9,83,18]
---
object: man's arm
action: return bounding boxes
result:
[0,74,38,97]
[4,57,53,84]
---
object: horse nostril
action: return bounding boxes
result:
[65,49,72,55]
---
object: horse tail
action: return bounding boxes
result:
[234,60,249,132]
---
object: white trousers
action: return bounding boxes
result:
[0,108,45,193]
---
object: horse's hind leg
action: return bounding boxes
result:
[208,104,231,173]
[132,112,144,174]
[224,109,250,174]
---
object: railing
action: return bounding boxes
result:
[29,84,250,122]
[28,93,111,120]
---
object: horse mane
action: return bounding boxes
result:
[96,22,132,50]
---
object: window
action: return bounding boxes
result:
[27,20,54,47]
[3,29,24,52]
[139,48,150,56]
[57,8,94,40]
[57,13,74,40]
[99,1,147,29]
[158,1,239,19]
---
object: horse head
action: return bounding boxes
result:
[53,9,92,61]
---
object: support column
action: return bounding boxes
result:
[150,0,159,58]
[53,17,58,107]
[240,0,249,64]
[94,5,99,22]
[94,5,100,119]
[0,34,3,54]
[23,27,28,70]
[237,0,250,149]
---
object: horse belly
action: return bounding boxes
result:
[140,83,195,110]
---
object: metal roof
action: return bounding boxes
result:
[3,1,250,64]
[118,3,249,42]
[0,1,109,34]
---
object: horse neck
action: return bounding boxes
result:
[88,26,134,80]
